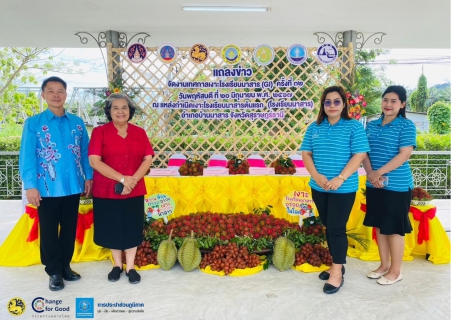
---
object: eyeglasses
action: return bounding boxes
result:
[324,99,342,107]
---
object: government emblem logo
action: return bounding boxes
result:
[7,297,26,316]
[316,43,338,65]
[157,43,178,63]
[221,44,242,65]
[287,44,308,65]
[189,43,209,64]
[253,44,275,66]
[127,43,147,64]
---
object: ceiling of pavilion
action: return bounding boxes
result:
[0,0,449,49]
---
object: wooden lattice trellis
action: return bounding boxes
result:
[107,44,354,167]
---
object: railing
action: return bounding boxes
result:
[0,151,450,200]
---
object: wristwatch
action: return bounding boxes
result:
[119,176,125,183]
[338,174,346,181]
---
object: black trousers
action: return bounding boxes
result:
[311,189,356,264]
[37,194,80,276]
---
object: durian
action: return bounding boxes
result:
[157,229,177,271]
[178,231,201,272]
[272,236,296,271]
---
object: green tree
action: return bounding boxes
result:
[427,83,450,107]
[410,74,429,112]
[427,101,450,134]
[0,47,83,124]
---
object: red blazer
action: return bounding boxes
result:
[88,122,154,199]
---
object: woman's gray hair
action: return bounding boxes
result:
[103,93,136,122]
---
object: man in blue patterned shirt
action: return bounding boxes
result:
[19,76,93,291]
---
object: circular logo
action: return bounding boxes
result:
[253,44,275,66]
[221,44,242,65]
[7,298,26,316]
[316,43,338,65]
[286,44,308,65]
[32,297,45,313]
[189,43,209,64]
[78,300,91,312]
[127,43,147,64]
[157,43,178,64]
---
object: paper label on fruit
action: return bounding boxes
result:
[203,167,229,176]
[249,167,275,175]
[282,190,315,218]
[148,168,179,176]
[294,168,310,175]
[145,193,175,219]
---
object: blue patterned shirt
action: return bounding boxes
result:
[365,115,417,192]
[300,118,370,193]
[19,108,93,197]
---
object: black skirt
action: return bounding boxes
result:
[93,196,144,250]
[363,187,413,236]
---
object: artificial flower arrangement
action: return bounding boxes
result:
[93,75,140,109]
[346,91,367,120]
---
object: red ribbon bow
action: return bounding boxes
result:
[76,210,94,244]
[410,206,436,245]
[25,205,40,242]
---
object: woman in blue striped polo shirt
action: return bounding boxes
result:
[301,86,370,294]
[363,85,416,285]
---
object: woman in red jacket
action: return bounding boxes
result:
[89,93,154,284]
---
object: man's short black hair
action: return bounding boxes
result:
[41,76,67,91]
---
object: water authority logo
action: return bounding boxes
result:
[286,44,308,65]
[32,297,45,313]
[316,43,338,65]
[76,298,94,318]
[7,297,26,316]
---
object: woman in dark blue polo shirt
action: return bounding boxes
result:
[363,85,416,286]
[301,86,370,294]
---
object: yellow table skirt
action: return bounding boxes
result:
[1,175,448,266]
[347,200,450,264]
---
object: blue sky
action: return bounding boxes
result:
[31,48,451,94]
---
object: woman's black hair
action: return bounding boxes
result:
[382,85,407,118]
[316,86,351,124]
[103,93,136,122]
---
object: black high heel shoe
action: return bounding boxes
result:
[323,277,344,294]
[318,265,345,280]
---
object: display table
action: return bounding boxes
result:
[347,200,450,264]
[1,175,448,266]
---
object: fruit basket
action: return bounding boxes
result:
[270,155,296,175]
[411,187,434,206]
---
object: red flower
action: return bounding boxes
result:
[349,99,356,105]
[346,92,351,99]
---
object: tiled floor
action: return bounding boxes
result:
[0,200,450,320]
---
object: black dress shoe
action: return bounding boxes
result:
[49,274,64,291]
[62,267,81,281]
[108,267,123,282]
[323,277,344,294]
[125,269,141,284]
[318,265,345,280]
